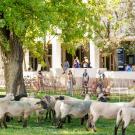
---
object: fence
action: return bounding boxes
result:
[1,71,135,95]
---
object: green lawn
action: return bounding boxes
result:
[0,91,135,135]
[0,116,135,135]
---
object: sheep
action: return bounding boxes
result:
[0,98,48,128]
[54,94,91,128]
[0,93,14,127]
[87,98,135,132]
[42,95,83,121]
[114,107,135,135]
[41,95,57,121]
[20,97,47,123]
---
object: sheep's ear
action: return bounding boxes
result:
[55,96,64,100]
[60,96,64,100]
[36,100,48,109]
[41,101,48,109]
[45,96,51,102]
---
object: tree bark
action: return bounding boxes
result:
[3,32,27,96]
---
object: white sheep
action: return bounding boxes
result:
[0,99,47,128]
[0,93,14,127]
[42,95,57,121]
[87,98,135,132]
[42,95,84,121]
[54,95,91,128]
[20,97,47,123]
[114,107,135,135]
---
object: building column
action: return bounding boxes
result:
[51,36,61,69]
[23,50,30,71]
[90,40,100,68]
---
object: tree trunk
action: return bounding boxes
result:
[3,32,27,96]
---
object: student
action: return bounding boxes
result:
[125,64,133,72]
[82,69,89,94]
[67,70,74,96]
[62,60,70,74]
[73,57,80,68]
[37,70,44,91]
[73,59,80,68]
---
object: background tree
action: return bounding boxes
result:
[0,0,108,95]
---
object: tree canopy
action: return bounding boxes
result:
[0,0,109,58]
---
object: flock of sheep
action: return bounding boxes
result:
[0,93,135,135]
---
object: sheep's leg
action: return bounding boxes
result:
[57,117,66,128]
[56,118,62,128]
[18,116,23,123]
[23,119,28,128]
[3,116,7,128]
[52,115,57,126]
[67,115,71,123]
[122,126,126,135]
[53,113,61,128]
[5,115,11,122]
[81,114,88,125]
[81,117,85,125]
[86,114,98,132]
[52,110,55,122]
[35,111,39,123]
[54,109,61,127]
[57,115,67,128]
[0,114,6,128]
[91,116,99,132]
[0,119,2,128]
[122,119,130,135]
[86,117,93,130]
[51,111,56,126]
[62,116,70,124]
[23,114,28,128]
[49,110,52,120]
[37,116,40,124]
[45,110,49,119]
[114,122,121,135]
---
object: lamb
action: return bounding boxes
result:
[20,97,47,123]
[41,95,58,121]
[54,94,91,128]
[114,107,135,135]
[0,98,48,128]
[87,98,135,132]
[42,95,83,121]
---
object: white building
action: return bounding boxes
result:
[23,36,100,73]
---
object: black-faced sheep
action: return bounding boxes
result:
[114,107,135,135]
[87,98,135,132]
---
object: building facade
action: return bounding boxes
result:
[23,36,100,72]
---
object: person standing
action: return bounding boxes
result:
[67,70,74,96]
[96,69,105,94]
[73,59,80,68]
[62,60,70,74]
[125,64,133,72]
[82,57,89,68]
[37,70,45,91]
[82,69,89,95]
[73,57,80,68]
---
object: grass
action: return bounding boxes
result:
[0,116,135,135]
[0,90,135,135]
